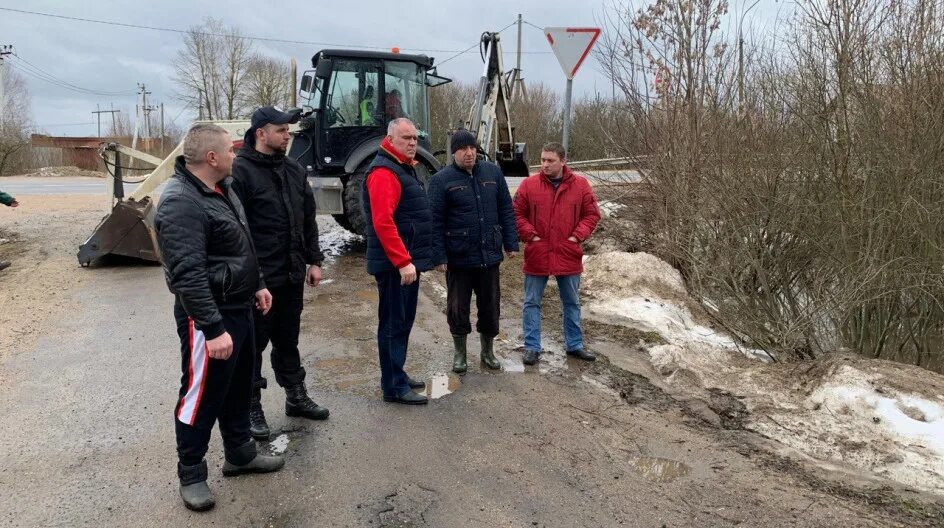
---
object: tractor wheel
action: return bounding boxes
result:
[341,160,437,236]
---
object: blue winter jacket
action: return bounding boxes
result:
[427,160,519,269]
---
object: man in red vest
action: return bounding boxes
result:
[513,142,601,366]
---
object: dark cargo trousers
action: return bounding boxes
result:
[252,281,307,391]
[445,264,501,337]
[173,304,256,467]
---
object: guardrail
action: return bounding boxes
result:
[528,155,649,171]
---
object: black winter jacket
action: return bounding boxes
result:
[155,156,265,340]
[231,146,323,288]
[427,160,519,269]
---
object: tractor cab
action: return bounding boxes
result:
[293,49,451,173]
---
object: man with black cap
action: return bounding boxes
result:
[231,106,329,440]
[427,129,519,374]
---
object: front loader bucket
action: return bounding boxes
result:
[77,197,160,266]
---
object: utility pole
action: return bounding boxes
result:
[509,14,527,100]
[0,45,13,112]
[92,104,120,138]
[139,83,155,139]
[159,103,165,155]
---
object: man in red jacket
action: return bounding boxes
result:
[513,142,601,365]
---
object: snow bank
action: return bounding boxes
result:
[583,251,944,495]
[583,252,770,361]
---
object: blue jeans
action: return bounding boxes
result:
[375,269,420,398]
[522,274,584,354]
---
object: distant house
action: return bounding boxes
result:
[29,135,164,171]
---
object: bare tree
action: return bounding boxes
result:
[0,65,32,175]
[172,18,254,120]
[240,55,292,112]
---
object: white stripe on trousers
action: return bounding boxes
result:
[177,319,208,426]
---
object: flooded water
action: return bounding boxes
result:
[425,373,462,399]
[627,457,691,483]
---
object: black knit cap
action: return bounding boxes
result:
[450,129,478,154]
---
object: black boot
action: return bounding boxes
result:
[479,334,501,370]
[222,441,284,477]
[0,261,9,272]
[285,383,329,420]
[249,390,270,440]
[452,334,468,374]
[178,460,214,511]
[566,348,596,361]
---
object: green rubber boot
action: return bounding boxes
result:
[480,334,502,370]
[452,334,468,374]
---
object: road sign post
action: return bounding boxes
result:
[544,27,601,154]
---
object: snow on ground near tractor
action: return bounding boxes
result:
[583,251,944,496]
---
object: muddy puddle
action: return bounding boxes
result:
[627,457,691,483]
[425,373,462,399]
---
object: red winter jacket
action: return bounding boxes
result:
[513,166,600,276]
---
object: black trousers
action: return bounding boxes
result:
[446,264,501,337]
[174,305,256,467]
[252,281,306,390]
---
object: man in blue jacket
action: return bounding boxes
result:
[428,130,519,373]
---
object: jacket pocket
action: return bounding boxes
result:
[209,261,233,302]
[446,228,471,255]
[560,237,584,263]
[492,225,503,252]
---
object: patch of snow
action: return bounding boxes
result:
[599,201,626,218]
[269,434,290,455]
[813,370,944,456]
[583,252,770,361]
[317,217,362,259]
[581,250,944,495]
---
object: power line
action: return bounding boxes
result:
[438,21,540,67]
[0,7,552,57]
[9,54,137,97]
[1,7,473,53]
[37,122,96,127]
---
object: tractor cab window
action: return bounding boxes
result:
[324,60,380,128]
[383,61,429,138]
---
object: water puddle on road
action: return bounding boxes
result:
[538,351,568,374]
[627,456,691,483]
[425,373,462,399]
[497,354,525,372]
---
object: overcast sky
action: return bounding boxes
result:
[0,0,793,137]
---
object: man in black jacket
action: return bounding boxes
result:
[232,106,328,440]
[427,130,519,374]
[155,123,284,512]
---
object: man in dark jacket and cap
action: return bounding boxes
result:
[232,106,329,440]
[427,129,519,373]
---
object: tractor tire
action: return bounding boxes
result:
[342,169,370,236]
[340,160,437,236]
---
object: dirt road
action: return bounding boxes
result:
[0,184,940,527]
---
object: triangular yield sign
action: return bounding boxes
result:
[544,27,601,80]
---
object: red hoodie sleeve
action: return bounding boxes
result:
[366,168,412,269]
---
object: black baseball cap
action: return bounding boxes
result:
[250,106,302,129]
